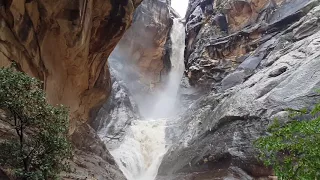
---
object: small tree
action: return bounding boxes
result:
[255,104,320,180]
[0,67,72,179]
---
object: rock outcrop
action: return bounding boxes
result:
[159,0,320,179]
[0,0,142,131]
[0,0,143,179]
[184,0,319,90]
[111,0,174,88]
[92,67,140,149]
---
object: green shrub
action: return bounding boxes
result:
[0,67,72,180]
[255,104,320,180]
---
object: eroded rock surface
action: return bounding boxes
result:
[0,0,142,131]
[92,67,140,149]
[159,1,320,179]
[66,123,127,180]
[112,0,174,88]
[0,0,143,179]
[185,0,319,89]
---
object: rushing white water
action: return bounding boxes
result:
[101,18,186,180]
[109,120,167,180]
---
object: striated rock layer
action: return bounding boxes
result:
[0,0,142,179]
[184,0,319,89]
[159,0,320,179]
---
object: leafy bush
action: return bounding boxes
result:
[0,67,72,179]
[255,104,320,180]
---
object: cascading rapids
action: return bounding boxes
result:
[109,120,167,180]
[99,18,185,180]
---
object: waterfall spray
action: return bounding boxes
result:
[99,18,185,180]
[150,18,186,118]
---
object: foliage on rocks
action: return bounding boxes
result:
[0,67,72,180]
[255,104,320,180]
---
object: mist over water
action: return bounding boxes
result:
[99,18,186,180]
[171,0,189,17]
[151,18,186,118]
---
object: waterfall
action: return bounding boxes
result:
[150,18,186,118]
[99,18,186,180]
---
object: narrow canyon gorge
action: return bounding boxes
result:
[1,0,320,180]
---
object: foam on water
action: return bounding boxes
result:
[109,120,167,180]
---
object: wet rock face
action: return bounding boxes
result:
[0,0,141,132]
[113,0,173,87]
[184,0,318,89]
[159,1,320,179]
[92,67,140,149]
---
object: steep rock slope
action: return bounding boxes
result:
[159,0,320,179]
[185,0,319,90]
[92,67,140,148]
[0,0,142,179]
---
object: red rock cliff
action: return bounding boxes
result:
[0,0,142,132]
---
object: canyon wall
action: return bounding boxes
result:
[109,0,175,89]
[0,0,142,179]
[184,0,320,90]
[0,0,176,179]
[159,0,320,179]
[91,0,175,138]
[0,0,142,131]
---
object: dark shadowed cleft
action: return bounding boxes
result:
[90,0,130,53]
[56,0,81,22]
[0,168,10,180]
[18,13,33,42]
